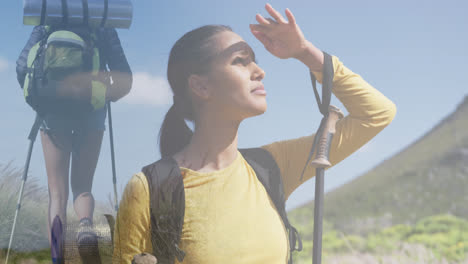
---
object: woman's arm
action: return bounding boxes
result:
[112,173,152,264]
[262,55,396,199]
[100,28,133,102]
[250,4,396,199]
[16,26,46,88]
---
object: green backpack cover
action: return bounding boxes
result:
[24,26,107,117]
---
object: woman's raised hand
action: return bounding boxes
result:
[250,4,324,72]
[250,4,308,60]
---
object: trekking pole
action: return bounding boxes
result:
[5,114,42,264]
[309,105,343,264]
[107,102,119,212]
[298,52,338,264]
[107,101,123,262]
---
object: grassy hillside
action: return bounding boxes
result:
[291,214,468,264]
[294,95,468,232]
[289,96,468,262]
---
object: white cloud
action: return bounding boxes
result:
[0,57,9,72]
[121,72,172,106]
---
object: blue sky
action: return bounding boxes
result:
[0,0,467,211]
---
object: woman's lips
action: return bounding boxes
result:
[251,84,266,95]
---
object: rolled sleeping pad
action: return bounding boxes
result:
[23,0,133,29]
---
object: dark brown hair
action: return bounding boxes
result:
[159,25,232,157]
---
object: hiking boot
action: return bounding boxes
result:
[76,218,102,264]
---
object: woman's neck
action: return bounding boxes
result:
[175,118,240,173]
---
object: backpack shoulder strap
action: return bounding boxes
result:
[142,157,186,263]
[239,147,285,210]
[239,148,302,264]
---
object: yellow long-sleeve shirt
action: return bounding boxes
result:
[112,56,397,264]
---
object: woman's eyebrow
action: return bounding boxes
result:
[217,41,256,61]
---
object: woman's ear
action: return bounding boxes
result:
[188,74,211,100]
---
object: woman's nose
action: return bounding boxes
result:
[251,63,265,81]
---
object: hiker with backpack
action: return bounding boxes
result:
[113,4,395,264]
[15,23,132,260]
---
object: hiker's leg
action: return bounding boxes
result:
[70,108,106,264]
[71,131,104,221]
[71,107,107,221]
[41,129,72,244]
[71,130,104,220]
[71,106,106,221]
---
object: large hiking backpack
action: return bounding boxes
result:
[138,148,302,264]
[23,26,108,118]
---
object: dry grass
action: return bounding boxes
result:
[0,163,49,252]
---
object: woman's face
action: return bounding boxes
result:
[201,31,266,121]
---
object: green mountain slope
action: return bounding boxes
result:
[291,95,468,234]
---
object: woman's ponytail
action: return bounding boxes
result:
[159,103,193,158]
[159,24,232,158]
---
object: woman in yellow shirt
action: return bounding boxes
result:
[113,4,396,264]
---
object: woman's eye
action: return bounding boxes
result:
[233,57,247,65]
[232,56,257,66]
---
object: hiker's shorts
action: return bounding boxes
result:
[39,105,108,201]
[40,105,107,134]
